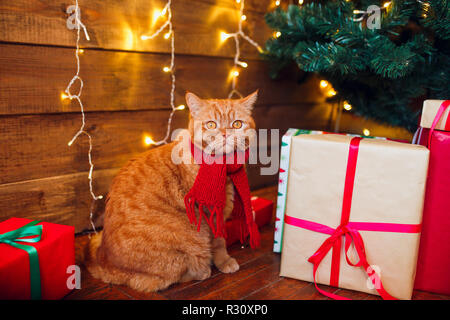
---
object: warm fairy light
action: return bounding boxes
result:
[220,31,232,42]
[236,0,241,3]
[383,2,391,8]
[320,80,329,88]
[78,49,84,54]
[153,9,164,21]
[363,129,371,136]
[275,0,281,6]
[343,101,352,111]
[176,104,185,110]
[141,0,178,146]
[61,92,69,100]
[327,89,337,97]
[227,0,262,98]
[144,135,156,146]
[298,0,304,4]
[274,31,281,38]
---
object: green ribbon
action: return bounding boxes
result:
[0,220,42,299]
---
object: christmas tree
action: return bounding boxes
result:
[264,0,450,131]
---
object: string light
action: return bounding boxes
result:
[320,80,329,88]
[326,89,337,97]
[176,104,186,110]
[298,0,304,4]
[383,2,391,8]
[141,0,178,146]
[65,0,102,233]
[222,0,263,98]
[275,0,281,6]
[343,101,352,111]
[274,31,281,38]
[144,135,156,146]
[363,128,371,136]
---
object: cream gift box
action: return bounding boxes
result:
[279,133,429,300]
[420,100,450,131]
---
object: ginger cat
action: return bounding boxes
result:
[85,90,258,292]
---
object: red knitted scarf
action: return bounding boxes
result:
[184,142,260,249]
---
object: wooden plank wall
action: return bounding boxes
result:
[0,0,412,232]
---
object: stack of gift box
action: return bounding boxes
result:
[274,100,450,299]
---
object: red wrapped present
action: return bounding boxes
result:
[226,197,273,247]
[413,100,450,295]
[0,218,75,299]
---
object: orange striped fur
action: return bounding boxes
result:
[85,91,258,292]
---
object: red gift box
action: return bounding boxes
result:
[414,126,450,295]
[0,218,75,299]
[225,197,273,247]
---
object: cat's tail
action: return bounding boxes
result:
[84,231,173,292]
[83,231,105,279]
[84,231,131,285]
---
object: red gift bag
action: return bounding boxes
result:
[0,218,75,299]
[413,100,450,295]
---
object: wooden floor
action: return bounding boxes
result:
[65,186,450,300]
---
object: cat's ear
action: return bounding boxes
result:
[239,90,258,112]
[185,92,204,118]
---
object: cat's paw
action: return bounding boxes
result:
[217,257,239,273]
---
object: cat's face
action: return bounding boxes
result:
[186,91,258,155]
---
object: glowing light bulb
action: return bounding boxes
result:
[163,66,171,73]
[298,0,304,4]
[141,35,149,40]
[153,9,163,21]
[320,80,329,88]
[241,15,247,21]
[274,31,281,38]
[363,129,371,136]
[144,135,156,146]
[79,49,84,54]
[98,195,104,200]
[327,89,337,97]
[383,2,391,8]
[275,0,281,6]
[231,70,240,77]
[220,31,232,42]
[164,32,171,39]
[236,0,241,3]
[61,92,69,100]
[343,102,352,111]
[239,61,248,68]
[176,104,185,110]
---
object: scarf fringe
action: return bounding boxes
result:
[184,194,227,238]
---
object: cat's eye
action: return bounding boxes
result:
[205,121,217,130]
[232,120,243,129]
